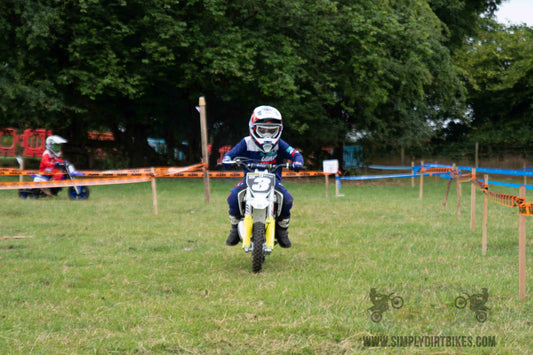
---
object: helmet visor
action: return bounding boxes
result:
[256,124,281,138]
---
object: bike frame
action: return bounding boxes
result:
[238,169,283,254]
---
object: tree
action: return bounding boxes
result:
[453,20,533,156]
[0,0,501,168]
[429,0,503,48]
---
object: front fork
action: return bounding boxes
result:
[241,206,275,253]
[265,215,275,252]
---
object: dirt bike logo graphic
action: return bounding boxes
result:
[368,288,404,323]
[455,288,489,323]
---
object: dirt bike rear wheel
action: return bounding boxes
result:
[475,310,487,323]
[252,222,266,273]
[370,312,382,323]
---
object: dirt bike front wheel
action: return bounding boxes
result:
[391,296,404,309]
[455,296,468,309]
[68,186,90,200]
[18,190,29,199]
[252,222,266,273]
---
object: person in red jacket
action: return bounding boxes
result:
[37,135,67,194]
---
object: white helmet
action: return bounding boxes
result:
[45,135,67,157]
[249,105,283,153]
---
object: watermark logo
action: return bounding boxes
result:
[368,288,404,323]
[362,335,497,348]
[454,288,490,323]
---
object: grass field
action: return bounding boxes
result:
[0,175,532,354]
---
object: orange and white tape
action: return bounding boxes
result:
[79,163,205,177]
[519,203,533,216]
[0,163,204,178]
[0,176,152,190]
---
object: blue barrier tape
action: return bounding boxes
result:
[336,164,533,192]
[412,164,533,178]
[484,180,533,190]
[336,172,442,181]
[457,166,533,177]
[367,165,412,171]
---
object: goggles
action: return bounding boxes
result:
[256,124,280,138]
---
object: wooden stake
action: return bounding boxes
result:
[524,160,527,185]
[482,174,488,255]
[411,161,415,188]
[151,168,158,215]
[325,174,329,198]
[470,168,476,231]
[335,173,340,197]
[419,160,424,199]
[199,96,210,203]
[18,157,24,182]
[519,186,526,301]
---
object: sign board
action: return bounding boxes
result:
[323,159,339,174]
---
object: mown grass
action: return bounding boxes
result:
[0,176,532,354]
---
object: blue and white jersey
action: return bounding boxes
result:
[224,137,304,182]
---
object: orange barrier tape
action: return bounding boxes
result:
[457,174,474,183]
[0,163,205,178]
[148,170,326,178]
[283,171,326,177]
[0,168,40,176]
[472,178,487,191]
[80,164,205,177]
[1,163,325,179]
[519,202,533,216]
[484,190,524,208]
[470,177,525,208]
[423,167,454,176]
[0,176,152,190]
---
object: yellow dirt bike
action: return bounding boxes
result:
[225,157,300,273]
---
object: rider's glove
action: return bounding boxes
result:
[54,162,66,169]
[222,155,232,170]
[292,161,303,172]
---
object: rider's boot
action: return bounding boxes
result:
[275,217,292,248]
[225,214,241,246]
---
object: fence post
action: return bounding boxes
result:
[482,174,488,255]
[518,186,526,301]
[411,161,415,188]
[199,96,210,203]
[524,160,527,185]
[325,174,329,198]
[419,160,424,199]
[470,168,476,231]
[335,173,340,197]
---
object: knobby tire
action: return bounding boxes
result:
[252,222,266,273]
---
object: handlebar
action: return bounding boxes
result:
[220,158,303,172]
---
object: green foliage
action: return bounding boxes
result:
[0,0,505,167]
[452,20,533,153]
[429,0,503,48]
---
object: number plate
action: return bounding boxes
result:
[247,173,275,192]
